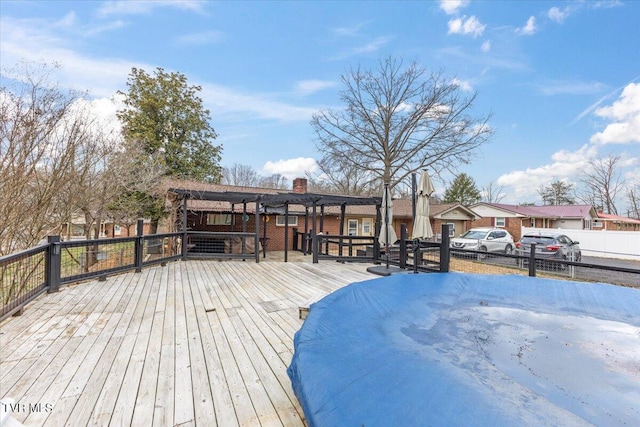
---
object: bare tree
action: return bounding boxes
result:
[306,153,380,196]
[481,181,506,203]
[311,56,492,192]
[625,185,639,219]
[0,62,90,254]
[578,154,623,214]
[222,163,260,187]
[258,173,289,190]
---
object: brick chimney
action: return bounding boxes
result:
[292,177,308,194]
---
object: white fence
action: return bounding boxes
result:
[521,227,640,261]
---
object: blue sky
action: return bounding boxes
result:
[1,0,639,207]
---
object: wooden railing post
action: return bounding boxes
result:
[135,219,144,273]
[440,224,450,273]
[46,236,61,293]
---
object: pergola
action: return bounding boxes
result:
[169,188,383,262]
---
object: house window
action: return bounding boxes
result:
[362,219,372,235]
[583,219,591,230]
[530,218,535,227]
[276,215,298,226]
[495,217,506,227]
[347,219,359,236]
[446,223,455,237]
[206,214,232,225]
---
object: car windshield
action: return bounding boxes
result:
[520,236,555,245]
[459,230,488,239]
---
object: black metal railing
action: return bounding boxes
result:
[1,220,264,321]
[449,244,640,287]
[314,233,379,263]
[0,244,48,319]
[186,231,261,261]
[4,221,638,322]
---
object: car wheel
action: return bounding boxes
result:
[504,244,513,255]
[478,246,488,260]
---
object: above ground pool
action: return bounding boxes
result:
[288,272,640,427]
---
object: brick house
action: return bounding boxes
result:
[470,203,599,241]
[161,178,478,251]
[162,178,381,252]
[594,213,640,231]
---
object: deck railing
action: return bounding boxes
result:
[1,220,262,322]
[4,222,638,322]
[313,234,380,263]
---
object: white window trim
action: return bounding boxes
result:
[362,219,372,235]
[206,214,232,225]
[347,219,359,236]
[446,223,455,237]
[495,217,506,227]
[276,215,298,226]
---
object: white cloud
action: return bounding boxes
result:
[70,96,123,138]
[98,0,206,16]
[328,36,393,61]
[1,15,318,123]
[496,144,598,202]
[0,22,138,98]
[481,40,491,52]
[537,80,606,96]
[517,16,537,35]
[447,16,486,38]
[200,83,318,122]
[451,78,472,91]
[548,6,569,23]
[591,83,640,144]
[439,0,470,15]
[295,79,337,96]
[55,11,77,28]
[261,157,318,180]
[175,30,225,46]
[330,23,367,37]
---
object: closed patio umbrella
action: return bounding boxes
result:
[413,171,435,240]
[378,184,398,247]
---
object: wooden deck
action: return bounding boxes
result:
[0,258,377,426]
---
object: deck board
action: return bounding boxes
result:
[0,258,376,426]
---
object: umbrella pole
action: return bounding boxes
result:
[385,182,390,269]
[411,173,417,228]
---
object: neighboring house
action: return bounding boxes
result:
[470,203,599,241]
[595,213,640,231]
[61,215,151,240]
[331,200,478,240]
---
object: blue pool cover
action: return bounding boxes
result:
[287,273,640,427]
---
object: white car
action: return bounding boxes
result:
[450,227,515,256]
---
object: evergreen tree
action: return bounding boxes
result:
[443,173,481,205]
[118,67,222,182]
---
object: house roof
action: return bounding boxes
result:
[597,212,640,224]
[473,203,597,219]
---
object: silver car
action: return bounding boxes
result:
[450,227,515,257]
[515,233,582,265]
